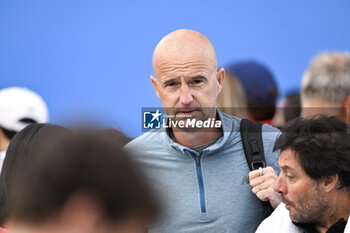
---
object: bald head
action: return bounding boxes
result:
[150,29,225,128]
[152,29,218,78]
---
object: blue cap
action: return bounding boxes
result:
[226,61,278,105]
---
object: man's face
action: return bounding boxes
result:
[152,56,224,121]
[274,149,331,223]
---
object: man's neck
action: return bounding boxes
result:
[170,110,222,148]
[315,194,350,233]
[172,128,222,148]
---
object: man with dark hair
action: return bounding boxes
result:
[0,87,48,170]
[257,116,350,233]
[8,130,159,233]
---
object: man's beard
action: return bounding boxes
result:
[282,185,334,225]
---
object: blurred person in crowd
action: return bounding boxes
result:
[6,128,159,233]
[0,87,48,170]
[0,124,68,232]
[273,92,301,127]
[256,116,350,233]
[283,93,301,123]
[301,52,350,123]
[98,128,132,146]
[125,29,281,233]
[227,61,278,125]
[216,71,248,118]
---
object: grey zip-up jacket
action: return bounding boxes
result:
[125,110,280,233]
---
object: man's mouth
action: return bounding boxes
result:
[175,109,199,115]
[281,197,294,210]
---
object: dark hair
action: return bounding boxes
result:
[98,128,133,146]
[274,116,350,191]
[0,123,68,225]
[0,128,16,140]
[0,118,38,140]
[248,93,277,121]
[10,130,159,224]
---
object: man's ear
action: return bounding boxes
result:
[321,174,339,193]
[151,75,160,99]
[342,95,350,124]
[216,68,225,95]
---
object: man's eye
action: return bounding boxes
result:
[286,175,294,180]
[191,79,203,85]
[165,82,177,87]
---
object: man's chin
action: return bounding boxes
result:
[284,204,297,220]
[288,209,306,223]
[284,203,292,210]
[289,210,295,221]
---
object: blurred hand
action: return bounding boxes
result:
[249,166,281,209]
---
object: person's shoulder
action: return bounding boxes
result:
[261,123,280,147]
[219,111,241,124]
[261,123,280,134]
[217,110,241,133]
[124,130,165,153]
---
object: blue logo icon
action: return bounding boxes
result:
[143,109,162,129]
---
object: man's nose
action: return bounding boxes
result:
[274,175,287,195]
[179,85,193,105]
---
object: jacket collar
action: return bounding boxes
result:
[162,109,240,154]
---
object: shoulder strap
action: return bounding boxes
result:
[240,119,266,171]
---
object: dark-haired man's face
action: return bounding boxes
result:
[274,149,332,223]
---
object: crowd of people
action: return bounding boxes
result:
[0,29,349,233]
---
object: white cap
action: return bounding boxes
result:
[0,87,49,132]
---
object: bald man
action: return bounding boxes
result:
[125,29,281,233]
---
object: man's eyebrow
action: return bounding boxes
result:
[162,77,179,85]
[187,75,208,83]
[279,165,293,171]
[190,75,207,80]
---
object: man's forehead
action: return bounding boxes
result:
[155,57,215,79]
[278,149,310,177]
[278,149,299,168]
[154,48,216,69]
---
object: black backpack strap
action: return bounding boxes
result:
[240,119,266,171]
